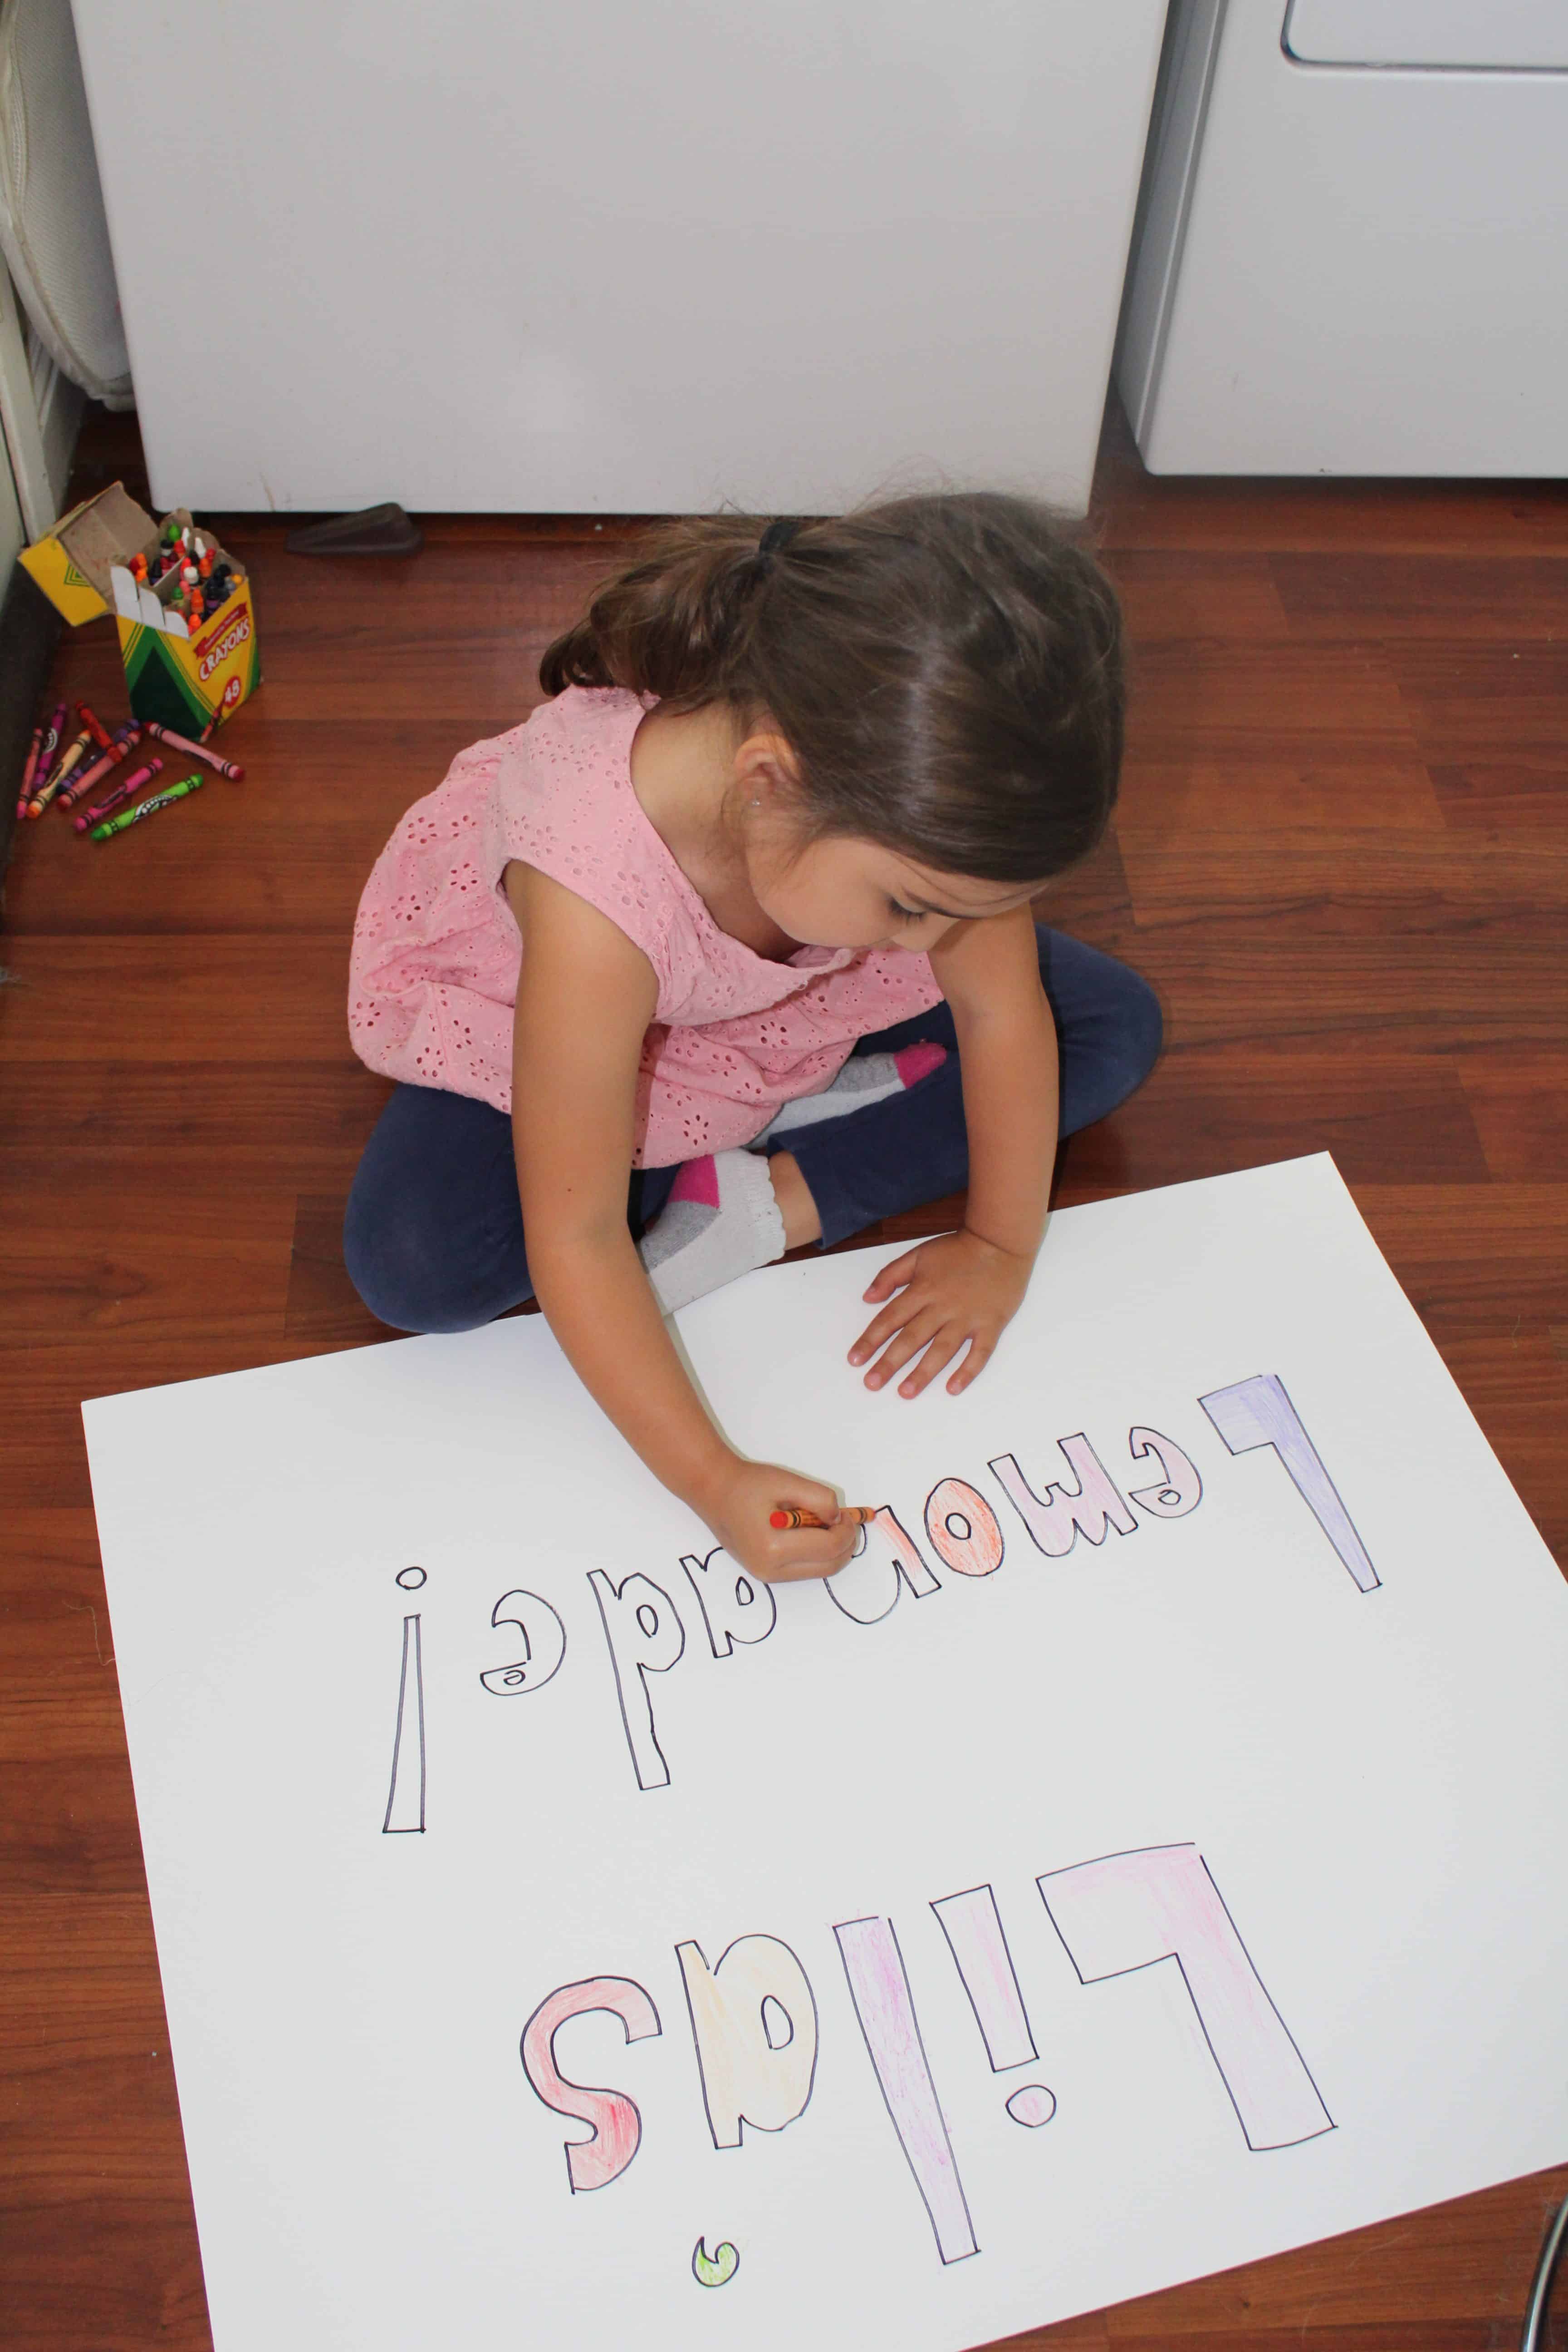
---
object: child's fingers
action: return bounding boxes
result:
[945,1330,996,1395]
[862,1306,948,1390]
[762,1522,861,1581]
[848,1293,921,1366]
[862,1249,921,1305]
[896,1325,967,1399]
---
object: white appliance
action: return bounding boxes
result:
[69,0,1169,516]
[1118,0,1568,475]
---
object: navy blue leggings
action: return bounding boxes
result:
[343,926,1161,1334]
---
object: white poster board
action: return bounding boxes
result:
[83,1156,1568,2352]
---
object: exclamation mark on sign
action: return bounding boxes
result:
[382,1612,426,1833]
[931,1885,1056,2129]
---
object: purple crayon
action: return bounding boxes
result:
[75,757,163,833]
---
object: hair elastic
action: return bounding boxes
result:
[756,517,803,569]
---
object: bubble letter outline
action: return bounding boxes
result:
[588,1570,686,1790]
[1039,1842,1333,2151]
[520,1975,663,2193]
[1200,1372,1379,1593]
[676,1933,818,2148]
[834,1914,979,2264]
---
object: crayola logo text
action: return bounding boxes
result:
[197,607,252,680]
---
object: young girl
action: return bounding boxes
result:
[344,494,1161,1585]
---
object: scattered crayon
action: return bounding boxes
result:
[28,726,94,816]
[77,757,163,831]
[769,1505,877,1531]
[77,703,115,753]
[143,722,243,781]
[17,725,44,814]
[90,773,201,840]
[25,702,68,810]
[59,727,141,811]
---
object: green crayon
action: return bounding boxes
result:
[90,774,203,840]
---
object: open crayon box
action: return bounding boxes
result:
[21,483,260,735]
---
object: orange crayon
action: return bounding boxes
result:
[769,1505,876,1531]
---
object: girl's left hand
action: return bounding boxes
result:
[848,1228,1033,1399]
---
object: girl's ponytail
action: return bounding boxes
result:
[539,516,789,702]
[539,492,1124,887]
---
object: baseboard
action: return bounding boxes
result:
[0,562,61,897]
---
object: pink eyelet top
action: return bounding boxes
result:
[348,687,945,1166]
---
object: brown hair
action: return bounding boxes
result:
[539,491,1123,884]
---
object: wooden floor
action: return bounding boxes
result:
[3,402,1565,2350]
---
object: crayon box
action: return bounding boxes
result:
[21,482,260,735]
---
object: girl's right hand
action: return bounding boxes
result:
[697,1456,862,1584]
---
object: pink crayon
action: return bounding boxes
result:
[75,757,163,832]
[143,721,243,782]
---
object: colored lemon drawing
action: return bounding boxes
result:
[692,2236,740,2288]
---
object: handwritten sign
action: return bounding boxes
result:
[83,1156,1568,2352]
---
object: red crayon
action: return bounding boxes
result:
[59,727,142,811]
[17,725,44,811]
[769,1505,877,1531]
[76,703,115,753]
[143,721,243,781]
[76,758,163,832]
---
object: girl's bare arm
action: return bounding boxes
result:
[850,906,1056,1396]
[505,861,857,1580]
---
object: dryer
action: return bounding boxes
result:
[1118,0,1568,474]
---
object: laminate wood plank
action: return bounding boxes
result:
[1056,1048,1490,1187]
[1128,644,1419,761]
[0,2205,208,2352]
[0,1190,294,1343]
[0,936,353,1063]
[1117,941,1568,1048]
[1270,553,1568,642]
[1392,643,1568,758]
[1351,1183,1568,1329]
[1116,761,1446,836]
[1103,2166,1568,2342]
[1429,760,1568,836]
[0,1064,384,1152]
[1103,553,1293,644]
[1117,831,1568,931]
[1456,1049,1568,1179]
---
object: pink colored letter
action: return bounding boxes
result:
[520,1975,663,2192]
[990,1434,1137,1558]
[1126,1427,1203,1519]
[1039,1845,1332,2151]
[834,1916,979,2263]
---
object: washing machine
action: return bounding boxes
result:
[1118,1,1568,474]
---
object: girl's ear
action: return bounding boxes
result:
[733,728,802,812]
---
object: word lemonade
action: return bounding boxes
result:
[21,482,260,737]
